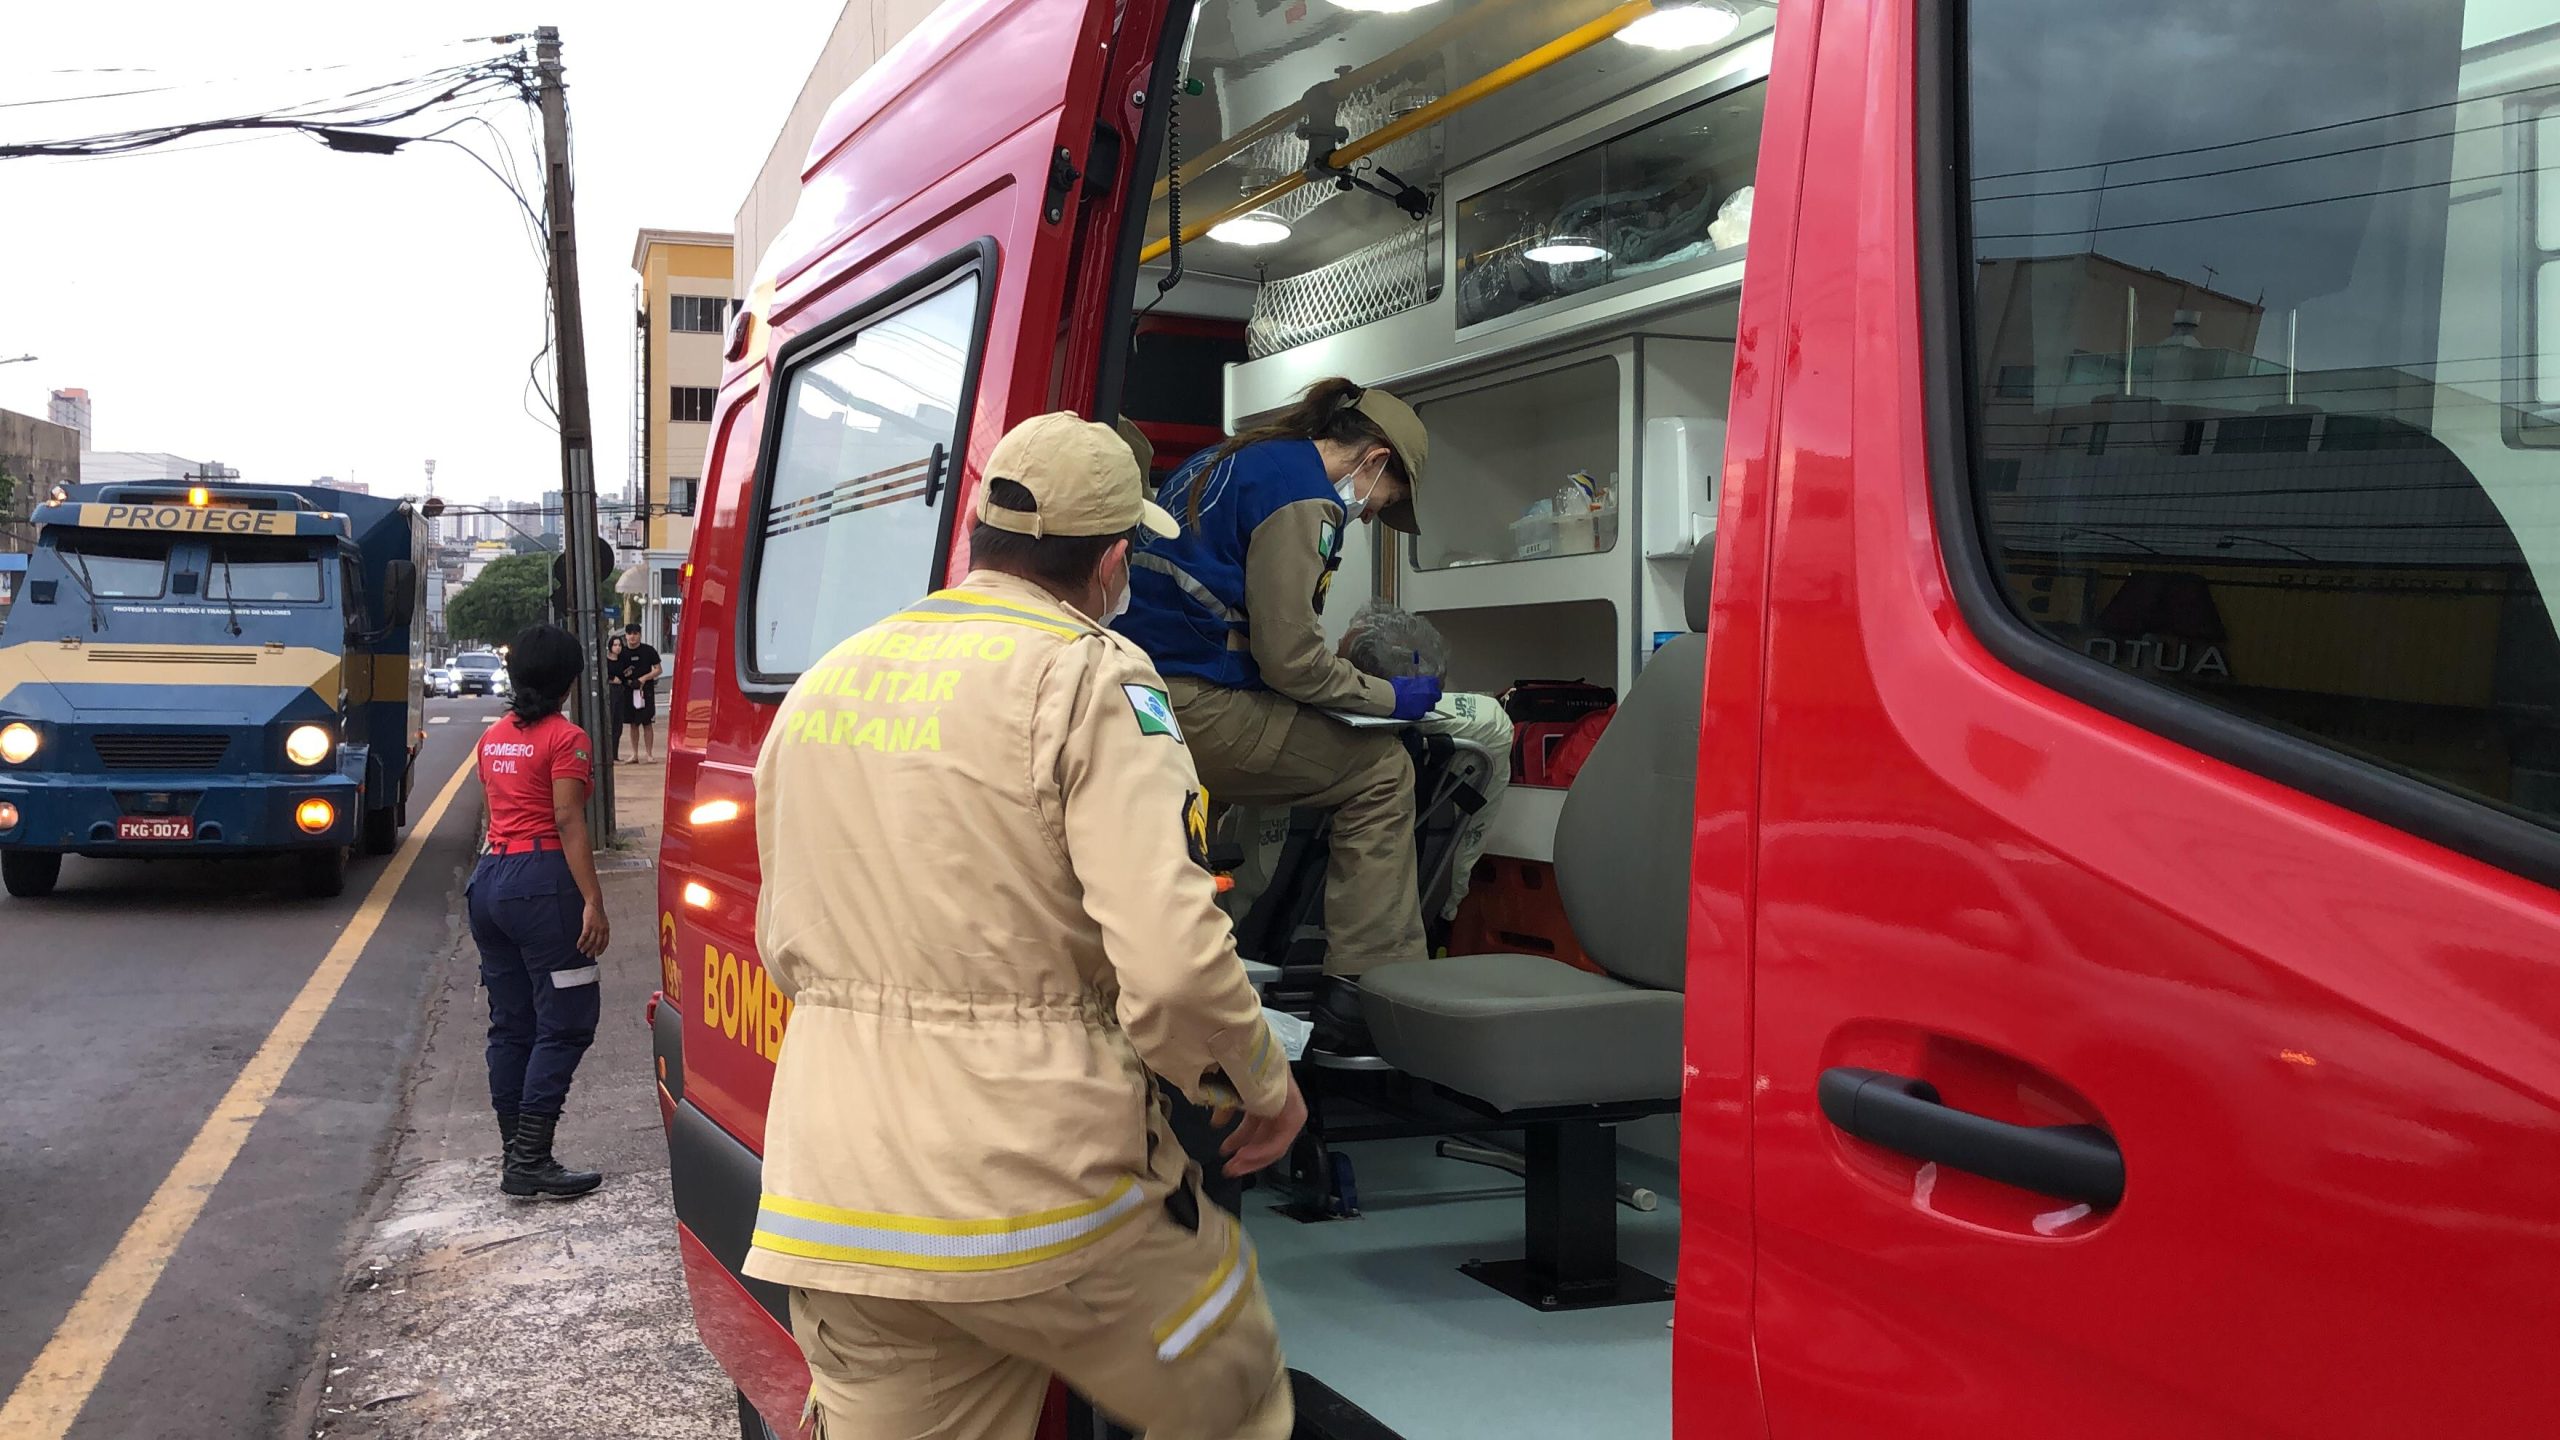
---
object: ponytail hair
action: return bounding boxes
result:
[1197,376,1404,529]
[504,623,584,727]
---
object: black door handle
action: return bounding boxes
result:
[920,442,949,507]
[1818,1067,2124,1209]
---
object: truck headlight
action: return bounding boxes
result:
[0,723,38,765]
[285,724,335,767]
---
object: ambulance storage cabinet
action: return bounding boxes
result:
[1400,344,1635,715]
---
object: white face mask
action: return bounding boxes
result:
[1335,455,1386,521]
[1102,553,1132,625]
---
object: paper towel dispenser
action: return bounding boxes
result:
[1643,415,1721,560]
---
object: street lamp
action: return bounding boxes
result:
[0,354,35,366]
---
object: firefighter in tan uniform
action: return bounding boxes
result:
[748,413,1306,1439]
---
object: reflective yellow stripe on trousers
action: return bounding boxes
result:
[1152,1220,1255,1362]
[752,1177,1150,1273]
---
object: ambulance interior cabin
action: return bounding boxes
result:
[1108,2,1766,1432]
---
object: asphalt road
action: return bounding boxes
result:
[0,696,494,1439]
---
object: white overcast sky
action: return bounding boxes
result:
[0,1,846,511]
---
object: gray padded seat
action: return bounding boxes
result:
[1361,553,1710,1113]
[1363,954,1682,1112]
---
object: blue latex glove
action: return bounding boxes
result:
[1388,675,1444,722]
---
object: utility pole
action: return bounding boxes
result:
[534,25,615,838]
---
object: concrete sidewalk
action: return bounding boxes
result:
[303,761,727,1439]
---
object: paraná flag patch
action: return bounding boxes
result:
[1124,683,1183,741]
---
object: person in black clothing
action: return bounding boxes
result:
[611,623,663,763]
[605,633,634,763]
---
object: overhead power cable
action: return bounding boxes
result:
[1971,76,2560,183]
[0,55,525,160]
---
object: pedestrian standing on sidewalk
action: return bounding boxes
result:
[612,621,663,764]
[606,632,634,764]
[468,622,608,1200]
[749,414,1303,1439]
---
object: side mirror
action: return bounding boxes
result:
[383,560,420,626]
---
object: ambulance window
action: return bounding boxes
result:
[1951,0,2560,849]
[55,536,168,599]
[746,265,984,681]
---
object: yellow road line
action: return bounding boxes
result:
[0,758,477,1438]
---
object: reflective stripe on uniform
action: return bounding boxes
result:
[1247,1021,1280,1089]
[936,588,1091,628]
[893,591,1089,639]
[751,1176,1149,1273]
[885,607,1083,640]
[1131,553,1245,627]
[1153,1221,1255,1362]
[550,964,600,988]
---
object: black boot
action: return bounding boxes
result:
[1311,976,1376,1057]
[496,1110,519,1171]
[502,1112,602,1199]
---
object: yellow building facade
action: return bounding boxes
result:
[630,228,735,652]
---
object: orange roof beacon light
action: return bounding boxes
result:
[188,486,211,507]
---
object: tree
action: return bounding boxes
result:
[506,531,560,556]
[445,553,553,647]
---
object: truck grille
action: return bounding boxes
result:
[92,734,232,771]
[87,647,258,666]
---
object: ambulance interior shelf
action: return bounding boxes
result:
[1455,80,1763,329]
[1410,356,1620,571]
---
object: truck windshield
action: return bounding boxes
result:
[204,539,326,604]
[457,653,500,673]
[55,536,169,599]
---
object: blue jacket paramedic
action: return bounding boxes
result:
[1114,377,1436,1050]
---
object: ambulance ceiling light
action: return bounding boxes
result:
[1524,234,1609,265]
[1619,0,1742,51]
[1209,210,1293,247]
[1331,0,1440,12]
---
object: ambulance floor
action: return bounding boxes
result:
[1247,1136,1680,1440]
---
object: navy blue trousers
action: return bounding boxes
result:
[466,849,600,1117]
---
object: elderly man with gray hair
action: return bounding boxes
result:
[1336,601,1513,924]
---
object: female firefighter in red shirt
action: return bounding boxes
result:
[468,623,609,1199]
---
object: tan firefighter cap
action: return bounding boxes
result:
[1114,416,1156,484]
[1352,387,1427,534]
[977,412,1179,540]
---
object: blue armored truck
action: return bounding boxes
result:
[0,482,426,898]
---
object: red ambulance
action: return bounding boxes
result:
[653,0,2560,1434]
